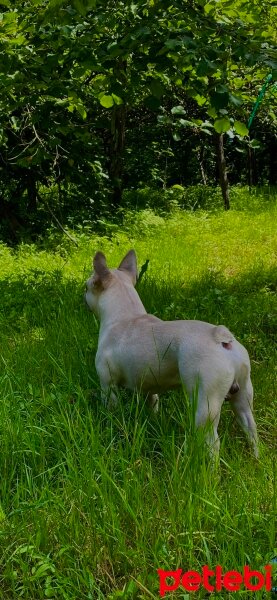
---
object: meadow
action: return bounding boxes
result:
[0,191,276,599]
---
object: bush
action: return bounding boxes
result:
[123,185,223,213]
[123,184,277,215]
[122,208,166,236]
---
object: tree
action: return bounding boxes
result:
[0,0,276,238]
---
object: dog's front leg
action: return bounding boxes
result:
[100,385,118,409]
[96,356,119,408]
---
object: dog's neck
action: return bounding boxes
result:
[98,283,147,330]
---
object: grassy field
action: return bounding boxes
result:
[0,195,276,599]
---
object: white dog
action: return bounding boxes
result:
[85,250,258,458]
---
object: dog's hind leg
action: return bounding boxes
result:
[229,377,259,457]
[194,391,222,458]
[148,394,159,413]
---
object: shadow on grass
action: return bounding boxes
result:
[1,262,276,364]
[138,265,276,340]
[0,263,276,437]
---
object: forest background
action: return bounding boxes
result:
[0,0,276,241]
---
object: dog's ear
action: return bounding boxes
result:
[118,249,138,284]
[92,251,111,286]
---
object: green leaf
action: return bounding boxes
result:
[194,94,207,107]
[11,116,19,130]
[179,119,194,127]
[214,117,231,133]
[76,104,87,119]
[249,139,261,149]
[204,3,215,15]
[144,96,161,110]
[171,184,184,191]
[149,79,165,99]
[73,0,97,13]
[234,121,249,136]
[173,132,181,141]
[197,58,217,76]
[164,39,182,50]
[207,107,217,118]
[210,92,229,110]
[171,105,186,115]
[216,84,228,94]
[157,115,172,125]
[99,95,114,108]
[229,94,243,107]
[73,0,86,15]
[31,562,55,580]
[112,94,123,105]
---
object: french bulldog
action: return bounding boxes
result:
[85,250,258,458]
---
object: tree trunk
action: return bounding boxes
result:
[26,170,37,213]
[268,137,277,185]
[109,103,126,207]
[247,143,254,187]
[108,59,127,208]
[216,133,230,210]
[198,145,207,185]
[0,198,25,241]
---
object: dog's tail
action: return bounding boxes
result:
[213,325,234,349]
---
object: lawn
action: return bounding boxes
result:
[0,195,276,599]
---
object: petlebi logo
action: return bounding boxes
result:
[157,565,273,596]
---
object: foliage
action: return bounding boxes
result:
[0,0,276,239]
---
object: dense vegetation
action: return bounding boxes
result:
[0,0,276,241]
[0,196,276,598]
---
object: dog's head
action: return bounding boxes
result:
[85,249,138,315]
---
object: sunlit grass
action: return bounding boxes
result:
[0,198,276,599]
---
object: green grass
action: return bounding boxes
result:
[0,196,276,599]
